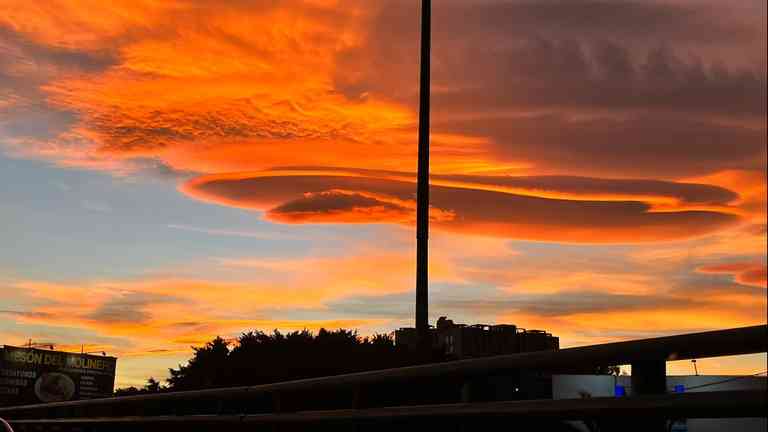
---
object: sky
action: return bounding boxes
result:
[0,0,766,388]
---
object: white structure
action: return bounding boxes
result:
[552,374,767,432]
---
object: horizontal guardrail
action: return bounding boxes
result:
[1,325,765,419]
[6,390,766,428]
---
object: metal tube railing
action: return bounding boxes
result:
[6,391,765,428]
[1,325,765,418]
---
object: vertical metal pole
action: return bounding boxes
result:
[416,0,431,347]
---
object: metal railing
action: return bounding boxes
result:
[1,325,766,429]
[6,391,765,426]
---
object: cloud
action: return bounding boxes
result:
[7,245,437,341]
[305,258,766,348]
[266,166,741,206]
[698,262,768,288]
[684,170,767,219]
[1,0,416,176]
[269,190,415,224]
[438,114,766,178]
[331,289,698,320]
[5,222,766,384]
[0,310,53,319]
[6,272,397,377]
[432,41,767,118]
[627,222,767,267]
[0,24,114,73]
[1,0,766,384]
[335,1,767,178]
[341,1,766,112]
[166,224,295,240]
[84,292,184,324]
[181,171,741,243]
[1,0,764,183]
[440,291,693,317]
[0,1,410,179]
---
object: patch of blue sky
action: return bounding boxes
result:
[0,154,385,281]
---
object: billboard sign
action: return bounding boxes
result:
[0,346,117,406]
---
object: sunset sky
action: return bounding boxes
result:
[0,0,765,388]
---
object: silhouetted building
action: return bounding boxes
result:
[395,316,559,359]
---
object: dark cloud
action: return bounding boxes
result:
[0,25,114,73]
[338,1,766,115]
[431,185,737,241]
[300,271,765,332]
[273,190,403,214]
[671,280,766,298]
[183,173,741,243]
[330,1,768,179]
[433,0,764,46]
[319,288,698,321]
[437,290,694,317]
[431,41,766,117]
[0,25,109,141]
[0,310,54,319]
[4,0,764,183]
[186,175,413,210]
[438,113,767,178]
[169,321,203,328]
[203,167,741,205]
[435,173,739,205]
[0,24,113,102]
[697,262,767,288]
[84,292,182,324]
[269,190,413,223]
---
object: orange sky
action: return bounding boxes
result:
[0,0,765,387]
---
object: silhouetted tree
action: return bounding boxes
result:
[153,329,439,392]
[144,377,162,392]
[114,377,165,396]
[167,336,230,391]
[113,328,582,430]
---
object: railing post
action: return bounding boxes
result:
[631,358,667,431]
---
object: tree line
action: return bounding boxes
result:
[115,328,438,395]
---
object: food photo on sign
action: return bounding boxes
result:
[0,346,116,406]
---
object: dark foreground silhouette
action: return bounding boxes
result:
[117,329,438,395]
[111,329,604,431]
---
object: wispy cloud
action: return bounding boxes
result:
[166,223,295,240]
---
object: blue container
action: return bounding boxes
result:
[674,384,685,393]
[614,385,626,397]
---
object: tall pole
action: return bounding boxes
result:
[415,0,431,346]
